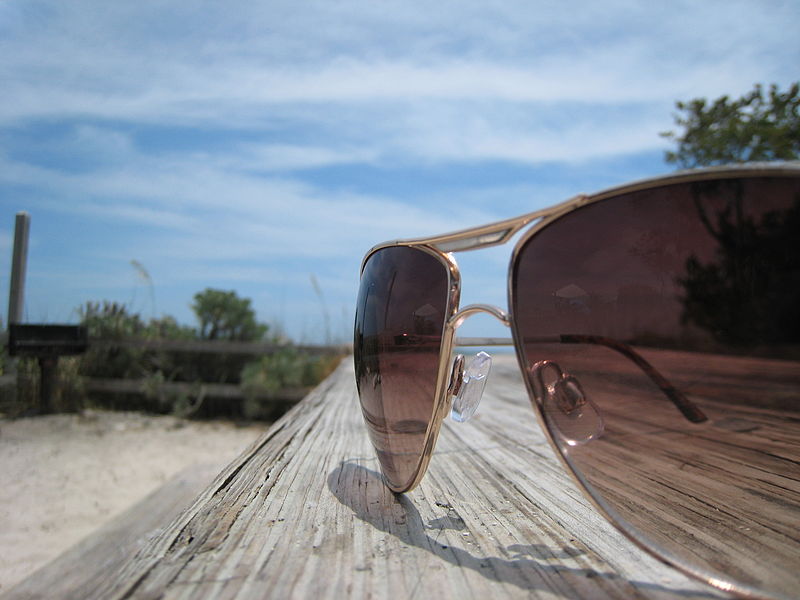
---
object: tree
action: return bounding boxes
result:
[661,84,800,351]
[77,301,148,378]
[661,82,800,168]
[191,288,268,341]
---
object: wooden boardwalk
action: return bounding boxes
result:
[5,355,732,600]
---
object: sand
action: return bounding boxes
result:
[0,410,265,593]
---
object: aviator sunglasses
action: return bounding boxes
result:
[353,164,800,600]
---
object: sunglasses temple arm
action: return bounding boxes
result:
[559,334,708,424]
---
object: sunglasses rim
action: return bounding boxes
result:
[356,243,463,493]
[355,163,800,599]
[505,177,800,600]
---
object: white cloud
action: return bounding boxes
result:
[0,1,795,178]
[0,144,486,268]
[1,2,796,126]
[224,144,378,171]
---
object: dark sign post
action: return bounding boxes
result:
[8,324,88,413]
[5,213,89,413]
[7,212,30,327]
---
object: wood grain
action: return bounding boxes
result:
[5,356,736,600]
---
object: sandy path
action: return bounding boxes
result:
[0,410,264,593]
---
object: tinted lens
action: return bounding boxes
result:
[354,246,451,491]
[512,175,800,596]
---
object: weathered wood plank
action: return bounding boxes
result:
[6,356,734,599]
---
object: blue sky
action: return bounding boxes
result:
[1,1,798,343]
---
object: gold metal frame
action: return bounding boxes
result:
[356,162,800,599]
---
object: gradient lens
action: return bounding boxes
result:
[354,246,451,491]
[512,175,800,597]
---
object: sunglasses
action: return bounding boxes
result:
[353,164,799,600]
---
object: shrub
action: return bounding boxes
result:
[240,349,343,419]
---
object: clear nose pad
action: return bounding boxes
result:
[532,361,604,446]
[449,351,492,422]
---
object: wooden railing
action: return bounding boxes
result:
[88,338,347,355]
[2,336,350,416]
[85,338,348,409]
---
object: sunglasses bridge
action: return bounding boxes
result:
[448,303,511,329]
[445,304,508,423]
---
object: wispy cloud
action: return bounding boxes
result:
[2,2,796,121]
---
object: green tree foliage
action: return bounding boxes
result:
[662,82,800,168]
[78,301,149,378]
[77,301,196,380]
[191,288,268,341]
[147,315,196,340]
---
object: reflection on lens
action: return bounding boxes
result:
[512,176,800,597]
[354,246,450,491]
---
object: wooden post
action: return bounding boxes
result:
[4,212,30,409]
[37,356,57,414]
[8,211,30,326]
